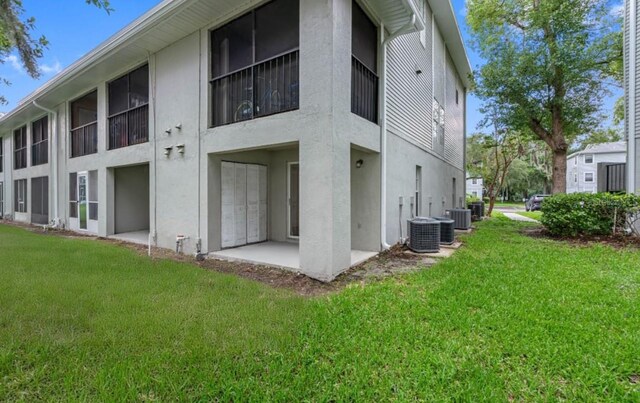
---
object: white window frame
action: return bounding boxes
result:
[584,172,594,182]
[287,161,299,239]
[584,154,594,164]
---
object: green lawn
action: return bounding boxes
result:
[517,210,543,220]
[1,219,639,400]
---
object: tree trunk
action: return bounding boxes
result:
[551,149,567,194]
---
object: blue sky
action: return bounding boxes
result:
[0,0,622,134]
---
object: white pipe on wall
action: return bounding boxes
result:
[32,100,60,227]
[380,15,417,250]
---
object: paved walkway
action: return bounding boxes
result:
[502,212,540,223]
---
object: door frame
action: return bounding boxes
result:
[287,161,299,239]
[77,171,89,231]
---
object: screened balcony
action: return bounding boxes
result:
[351,1,379,124]
[209,0,299,128]
[211,50,299,126]
[70,90,98,158]
[108,65,149,150]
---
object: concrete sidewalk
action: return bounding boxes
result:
[502,212,540,223]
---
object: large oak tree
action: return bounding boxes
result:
[467,0,622,193]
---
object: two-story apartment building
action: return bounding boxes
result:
[466,177,483,199]
[566,142,626,194]
[0,0,470,281]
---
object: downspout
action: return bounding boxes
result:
[629,0,637,194]
[380,14,417,250]
[32,100,60,227]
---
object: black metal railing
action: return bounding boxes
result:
[108,104,149,150]
[351,56,378,124]
[71,122,98,158]
[211,49,299,127]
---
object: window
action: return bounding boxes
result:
[71,90,98,157]
[456,89,459,105]
[14,126,27,170]
[432,99,445,154]
[574,173,578,183]
[31,116,48,166]
[585,172,594,182]
[0,137,3,173]
[574,157,577,165]
[0,182,3,218]
[210,0,300,127]
[472,178,477,185]
[108,65,149,149]
[69,173,78,218]
[472,191,478,197]
[351,1,378,123]
[584,154,593,164]
[14,179,27,213]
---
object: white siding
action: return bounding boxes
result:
[444,52,464,170]
[386,3,433,150]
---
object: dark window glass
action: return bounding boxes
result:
[129,64,149,108]
[31,116,48,166]
[255,0,299,62]
[69,173,78,218]
[0,138,3,173]
[13,126,27,170]
[109,75,129,116]
[211,13,253,78]
[31,176,49,225]
[71,90,98,129]
[352,1,377,73]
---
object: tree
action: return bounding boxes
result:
[572,127,623,153]
[0,0,112,104]
[467,0,622,194]
[467,105,524,216]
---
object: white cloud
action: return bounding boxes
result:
[610,3,624,18]
[4,54,25,74]
[39,60,62,75]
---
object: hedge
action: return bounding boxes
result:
[540,193,640,237]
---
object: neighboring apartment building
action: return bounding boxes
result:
[626,0,640,194]
[466,177,483,199]
[0,0,470,281]
[566,142,626,194]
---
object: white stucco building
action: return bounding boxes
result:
[566,142,626,194]
[0,0,469,281]
[466,177,483,199]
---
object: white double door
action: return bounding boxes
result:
[221,162,268,248]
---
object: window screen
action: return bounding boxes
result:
[31,116,48,166]
[14,126,27,169]
[211,13,253,78]
[109,65,148,116]
[14,179,27,213]
[71,90,98,129]
[255,0,299,62]
[69,173,78,218]
[352,1,377,73]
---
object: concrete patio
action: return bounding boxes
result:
[109,230,151,245]
[210,241,378,271]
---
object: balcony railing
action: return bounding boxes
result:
[351,56,379,124]
[108,104,149,150]
[211,49,299,127]
[71,122,98,158]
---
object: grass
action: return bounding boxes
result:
[1,220,639,400]
[492,201,525,208]
[517,210,543,220]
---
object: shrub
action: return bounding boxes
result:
[540,193,640,237]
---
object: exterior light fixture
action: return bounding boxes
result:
[356,159,364,168]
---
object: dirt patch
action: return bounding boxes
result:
[1,219,452,297]
[521,227,640,249]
